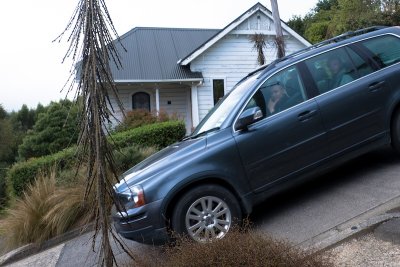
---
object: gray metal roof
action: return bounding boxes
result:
[110,27,219,82]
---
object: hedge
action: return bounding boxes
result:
[7,147,77,197]
[111,120,186,149]
[7,120,186,197]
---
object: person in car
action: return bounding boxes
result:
[327,56,353,89]
[267,83,289,115]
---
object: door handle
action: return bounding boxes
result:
[368,81,385,92]
[298,110,317,121]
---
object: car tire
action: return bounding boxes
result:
[171,184,242,242]
[392,110,400,154]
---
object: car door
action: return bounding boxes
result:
[233,66,328,193]
[353,35,400,133]
[304,46,386,155]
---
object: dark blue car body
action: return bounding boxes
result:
[113,26,400,244]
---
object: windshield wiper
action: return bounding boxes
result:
[183,127,220,141]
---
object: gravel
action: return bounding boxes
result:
[328,233,400,266]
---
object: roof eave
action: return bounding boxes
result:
[114,78,203,84]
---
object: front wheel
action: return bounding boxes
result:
[392,110,400,154]
[171,184,242,243]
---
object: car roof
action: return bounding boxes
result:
[250,26,400,79]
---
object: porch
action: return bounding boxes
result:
[111,82,202,134]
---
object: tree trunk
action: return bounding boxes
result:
[270,0,285,58]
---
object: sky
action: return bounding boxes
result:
[0,0,318,112]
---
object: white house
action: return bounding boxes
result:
[108,2,310,133]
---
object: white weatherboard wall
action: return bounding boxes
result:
[159,87,192,132]
[190,12,307,121]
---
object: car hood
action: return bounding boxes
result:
[114,137,207,193]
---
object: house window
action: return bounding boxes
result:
[213,79,225,105]
[132,92,150,111]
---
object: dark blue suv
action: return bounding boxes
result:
[112,26,400,244]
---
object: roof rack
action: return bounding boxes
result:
[263,26,388,72]
[312,26,388,48]
[243,26,389,81]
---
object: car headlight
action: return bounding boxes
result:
[120,185,146,209]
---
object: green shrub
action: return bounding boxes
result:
[112,120,186,149]
[114,109,180,132]
[113,145,157,173]
[7,147,78,197]
[7,121,184,197]
[18,100,79,160]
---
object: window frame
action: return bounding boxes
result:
[212,78,226,105]
[233,64,309,131]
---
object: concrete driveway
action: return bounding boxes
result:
[251,146,400,248]
[2,146,400,266]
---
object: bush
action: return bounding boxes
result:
[113,145,157,173]
[112,120,186,149]
[7,121,184,197]
[7,147,78,197]
[18,100,79,160]
[141,226,333,267]
[115,109,179,132]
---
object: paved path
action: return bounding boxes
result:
[6,244,64,267]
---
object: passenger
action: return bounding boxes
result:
[267,83,289,115]
[284,71,304,104]
[327,57,353,89]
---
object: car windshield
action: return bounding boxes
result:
[192,74,259,136]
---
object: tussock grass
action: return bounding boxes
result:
[0,169,93,252]
[43,183,93,237]
[139,225,333,267]
[0,172,57,249]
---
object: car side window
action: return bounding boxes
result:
[346,47,375,77]
[244,66,307,118]
[305,47,357,94]
[360,35,400,67]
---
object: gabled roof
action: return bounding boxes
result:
[110,2,310,83]
[111,27,218,82]
[179,2,311,66]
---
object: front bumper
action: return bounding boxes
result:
[112,198,169,245]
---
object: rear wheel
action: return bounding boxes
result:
[392,110,400,154]
[171,184,242,242]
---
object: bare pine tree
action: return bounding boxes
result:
[54,0,133,266]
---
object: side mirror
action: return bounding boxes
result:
[235,106,263,131]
